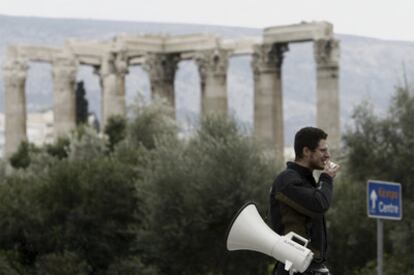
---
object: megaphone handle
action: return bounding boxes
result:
[285,232,309,247]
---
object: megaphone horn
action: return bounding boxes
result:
[226,202,313,274]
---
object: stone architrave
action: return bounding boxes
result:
[314,39,340,151]
[252,43,288,163]
[52,53,77,137]
[143,53,180,111]
[195,49,229,116]
[99,50,128,130]
[3,58,28,158]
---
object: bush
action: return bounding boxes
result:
[0,253,20,275]
[140,115,275,274]
[9,141,39,169]
[330,86,414,274]
[104,115,127,152]
[0,101,279,274]
[35,251,91,275]
[0,158,144,273]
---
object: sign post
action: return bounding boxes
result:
[367,180,402,275]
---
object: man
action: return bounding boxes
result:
[269,127,340,275]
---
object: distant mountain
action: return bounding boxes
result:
[1,14,414,145]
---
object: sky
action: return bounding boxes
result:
[1,0,414,42]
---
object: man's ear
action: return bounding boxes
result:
[302,146,311,158]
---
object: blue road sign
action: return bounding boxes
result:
[367,180,402,220]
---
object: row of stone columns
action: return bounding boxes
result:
[2,39,339,162]
[141,49,231,117]
[251,39,340,161]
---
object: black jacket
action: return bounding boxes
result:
[269,161,333,262]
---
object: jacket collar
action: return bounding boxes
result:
[286,161,315,182]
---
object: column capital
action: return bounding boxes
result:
[143,53,180,84]
[99,51,129,77]
[52,54,77,80]
[3,58,28,86]
[195,48,229,82]
[314,39,340,69]
[251,43,289,75]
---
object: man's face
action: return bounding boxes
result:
[308,139,330,170]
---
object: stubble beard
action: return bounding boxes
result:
[310,158,325,170]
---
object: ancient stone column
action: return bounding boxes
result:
[143,53,180,111]
[99,51,128,130]
[314,39,340,151]
[251,43,288,163]
[196,49,229,116]
[3,58,28,158]
[52,54,77,138]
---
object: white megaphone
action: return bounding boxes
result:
[226,202,313,274]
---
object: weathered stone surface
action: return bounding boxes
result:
[52,53,77,138]
[117,34,165,55]
[314,39,340,150]
[143,53,180,110]
[221,37,262,55]
[164,34,219,53]
[314,39,340,69]
[5,45,60,63]
[252,43,288,163]
[2,21,341,161]
[3,58,28,158]
[195,49,229,115]
[251,43,288,75]
[98,49,129,129]
[65,39,110,66]
[264,21,333,44]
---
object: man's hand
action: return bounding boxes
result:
[323,160,340,178]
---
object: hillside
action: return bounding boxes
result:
[1,14,414,144]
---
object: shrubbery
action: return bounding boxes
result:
[4,85,414,274]
[328,86,414,275]
[0,100,276,274]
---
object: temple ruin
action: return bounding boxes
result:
[2,21,340,162]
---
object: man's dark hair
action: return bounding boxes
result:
[294,127,328,160]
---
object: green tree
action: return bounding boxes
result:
[329,86,414,274]
[9,141,39,169]
[104,115,127,152]
[140,115,276,274]
[125,98,177,150]
[0,173,42,268]
[0,254,20,275]
[35,251,91,275]
[327,174,376,274]
[36,159,142,272]
[0,156,145,274]
[75,81,88,125]
[106,256,157,275]
[112,98,178,169]
[44,136,70,160]
[0,99,281,274]
[67,126,108,160]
